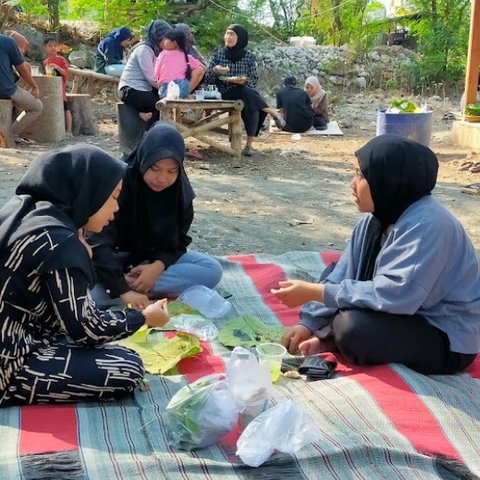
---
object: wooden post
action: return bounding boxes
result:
[23,76,65,142]
[230,110,243,163]
[464,0,480,115]
[67,93,98,136]
[0,99,13,147]
[117,102,147,153]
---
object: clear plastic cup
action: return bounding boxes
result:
[256,343,287,382]
[195,89,204,101]
[45,65,54,76]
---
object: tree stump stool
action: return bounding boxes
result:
[0,99,13,148]
[117,102,147,153]
[23,75,65,142]
[67,93,98,136]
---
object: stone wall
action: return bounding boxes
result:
[251,44,416,98]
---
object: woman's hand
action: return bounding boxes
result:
[143,299,169,328]
[120,290,150,310]
[271,280,324,307]
[213,65,229,75]
[282,325,312,354]
[126,261,165,293]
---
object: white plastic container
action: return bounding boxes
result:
[177,285,231,318]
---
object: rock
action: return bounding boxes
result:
[69,44,94,69]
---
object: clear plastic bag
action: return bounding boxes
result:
[166,314,219,341]
[166,374,238,450]
[166,81,180,100]
[177,285,231,319]
[236,400,321,467]
[227,347,272,427]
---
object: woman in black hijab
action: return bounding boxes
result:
[89,122,223,309]
[273,135,480,374]
[204,24,286,157]
[0,145,169,407]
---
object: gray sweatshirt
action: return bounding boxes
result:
[118,44,157,92]
[300,196,480,354]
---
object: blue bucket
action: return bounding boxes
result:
[376,109,433,146]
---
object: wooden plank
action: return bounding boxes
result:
[156,99,243,111]
[69,68,120,84]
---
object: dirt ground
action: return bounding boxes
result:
[1,92,479,256]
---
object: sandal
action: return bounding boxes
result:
[242,146,254,157]
[459,161,474,171]
[461,183,480,195]
[185,149,203,160]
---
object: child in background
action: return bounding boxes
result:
[43,36,73,138]
[154,28,203,99]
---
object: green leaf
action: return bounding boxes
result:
[167,300,203,317]
[218,316,286,349]
[465,104,480,116]
[121,332,202,375]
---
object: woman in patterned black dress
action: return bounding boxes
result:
[0,145,169,407]
[204,24,285,157]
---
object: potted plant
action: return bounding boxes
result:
[464,103,480,123]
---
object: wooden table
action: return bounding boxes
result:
[155,98,244,162]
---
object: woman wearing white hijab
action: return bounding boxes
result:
[305,76,329,130]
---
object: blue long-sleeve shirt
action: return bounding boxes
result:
[300,196,480,354]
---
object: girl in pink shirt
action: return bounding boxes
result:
[154,28,203,98]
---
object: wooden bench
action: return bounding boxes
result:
[0,99,13,147]
[155,98,244,162]
[70,68,119,95]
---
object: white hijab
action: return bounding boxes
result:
[305,76,326,109]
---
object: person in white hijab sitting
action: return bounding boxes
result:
[305,76,329,130]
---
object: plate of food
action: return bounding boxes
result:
[218,75,248,82]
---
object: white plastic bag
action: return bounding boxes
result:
[166,81,180,100]
[227,347,272,427]
[166,314,219,341]
[236,400,321,467]
[166,374,238,450]
[177,285,231,318]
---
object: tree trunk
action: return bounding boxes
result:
[67,94,98,136]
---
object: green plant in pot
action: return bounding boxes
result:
[464,103,480,122]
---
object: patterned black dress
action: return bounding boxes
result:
[0,228,145,407]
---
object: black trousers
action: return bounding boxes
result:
[313,114,327,129]
[119,86,159,127]
[223,86,268,137]
[319,309,476,375]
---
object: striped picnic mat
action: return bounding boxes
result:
[1,251,479,480]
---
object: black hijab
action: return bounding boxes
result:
[115,122,195,262]
[143,19,171,57]
[224,24,248,63]
[354,134,438,280]
[0,144,126,283]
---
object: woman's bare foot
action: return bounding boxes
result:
[299,336,338,356]
[139,112,153,122]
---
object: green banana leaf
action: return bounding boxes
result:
[121,332,202,375]
[218,316,286,348]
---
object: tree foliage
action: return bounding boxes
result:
[403,0,470,88]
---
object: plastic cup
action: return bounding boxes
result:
[31,66,40,75]
[195,90,204,101]
[45,65,54,76]
[256,343,287,382]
